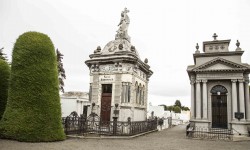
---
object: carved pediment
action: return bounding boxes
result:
[193,57,248,72]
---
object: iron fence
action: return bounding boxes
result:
[186,125,233,140]
[62,112,158,136]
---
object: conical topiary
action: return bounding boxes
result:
[0,31,65,142]
[0,59,10,120]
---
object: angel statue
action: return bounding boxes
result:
[115,8,131,42]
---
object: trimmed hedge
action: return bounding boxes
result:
[0,59,10,120]
[0,32,65,142]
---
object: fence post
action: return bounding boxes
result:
[154,117,158,129]
[113,116,118,135]
[65,116,69,134]
[127,117,131,135]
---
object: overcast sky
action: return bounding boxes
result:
[1,0,250,107]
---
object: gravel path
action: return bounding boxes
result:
[1,124,250,150]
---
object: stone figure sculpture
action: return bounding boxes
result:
[116,8,131,42]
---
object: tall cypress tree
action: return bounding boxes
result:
[0,32,65,142]
[0,59,10,120]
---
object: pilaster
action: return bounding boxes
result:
[196,80,201,119]
[244,76,250,121]
[202,80,208,120]
[190,78,195,119]
[238,79,245,121]
[231,79,237,120]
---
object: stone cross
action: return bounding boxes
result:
[213,33,218,40]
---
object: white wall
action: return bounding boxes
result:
[147,105,165,118]
[134,108,146,121]
[61,98,90,117]
[61,98,77,117]
[119,108,132,121]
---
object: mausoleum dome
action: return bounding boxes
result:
[100,39,140,57]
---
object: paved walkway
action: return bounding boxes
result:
[1,124,250,150]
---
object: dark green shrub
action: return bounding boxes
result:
[0,32,65,142]
[173,106,181,113]
[0,59,10,120]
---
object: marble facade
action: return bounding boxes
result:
[187,34,250,135]
[85,8,153,122]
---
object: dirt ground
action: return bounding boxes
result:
[0,124,250,150]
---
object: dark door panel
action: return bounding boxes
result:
[212,95,227,128]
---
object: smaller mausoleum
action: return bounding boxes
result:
[187,34,250,135]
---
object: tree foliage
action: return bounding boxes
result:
[0,59,10,120]
[181,106,190,111]
[159,104,167,111]
[174,100,182,108]
[56,49,66,93]
[0,47,8,61]
[173,106,181,113]
[161,100,190,112]
[167,106,174,112]
[0,32,65,142]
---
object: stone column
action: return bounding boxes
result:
[196,80,201,119]
[202,80,208,120]
[244,77,250,121]
[190,80,195,119]
[231,79,237,120]
[238,79,245,120]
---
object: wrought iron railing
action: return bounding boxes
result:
[62,112,158,136]
[186,125,233,140]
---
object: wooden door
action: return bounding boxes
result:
[100,84,112,122]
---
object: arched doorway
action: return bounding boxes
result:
[210,85,228,128]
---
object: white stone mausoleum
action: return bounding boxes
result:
[85,8,153,122]
[187,34,250,135]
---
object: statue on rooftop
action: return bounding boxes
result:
[115,8,131,42]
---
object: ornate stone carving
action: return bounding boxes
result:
[97,46,101,52]
[238,79,245,83]
[133,64,138,73]
[131,45,135,51]
[94,46,101,53]
[231,79,237,83]
[195,80,201,83]
[220,45,225,50]
[100,65,115,72]
[91,64,100,72]
[202,79,207,83]
[118,43,123,50]
[115,8,131,42]
[244,75,249,83]
[190,80,195,84]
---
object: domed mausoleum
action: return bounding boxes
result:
[85,8,153,121]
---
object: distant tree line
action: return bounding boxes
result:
[159,100,190,113]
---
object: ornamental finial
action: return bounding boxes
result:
[236,40,242,51]
[195,43,200,53]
